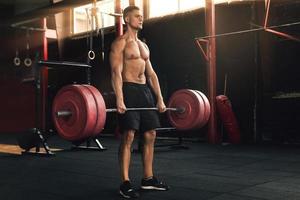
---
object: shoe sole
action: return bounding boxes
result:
[119,190,131,199]
[141,186,168,191]
[119,190,138,199]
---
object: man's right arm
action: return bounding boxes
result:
[109,38,126,113]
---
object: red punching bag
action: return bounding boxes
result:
[216,95,241,144]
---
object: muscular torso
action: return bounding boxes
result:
[122,37,149,84]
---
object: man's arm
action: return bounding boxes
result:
[145,58,166,113]
[109,38,126,113]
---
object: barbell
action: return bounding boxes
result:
[52,84,211,141]
[56,107,183,117]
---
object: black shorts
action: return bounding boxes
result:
[118,82,161,133]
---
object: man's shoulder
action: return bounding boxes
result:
[116,35,127,41]
[111,36,127,50]
[113,36,127,44]
[138,39,149,50]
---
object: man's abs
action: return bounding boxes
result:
[122,58,146,84]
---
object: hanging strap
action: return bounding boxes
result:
[24,29,32,67]
[100,12,105,62]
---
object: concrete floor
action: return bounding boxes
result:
[1,133,300,200]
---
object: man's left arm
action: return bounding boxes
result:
[145,59,166,113]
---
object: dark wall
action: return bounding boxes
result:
[141,3,257,141]
[257,2,300,143]
[216,3,256,142]
[139,2,300,143]
[141,9,206,96]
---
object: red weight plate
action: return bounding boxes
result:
[74,85,98,139]
[191,90,206,129]
[167,89,205,130]
[189,91,206,129]
[52,85,97,141]
[82,85,107,136]
[193,90,211,128]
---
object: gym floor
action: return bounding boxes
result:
[1,134,300,200]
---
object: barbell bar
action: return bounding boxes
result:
[56,107,184,117]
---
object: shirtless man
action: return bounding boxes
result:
[110,5,169,199]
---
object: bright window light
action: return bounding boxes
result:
[73,0,116,34]
[149,0,179,18]
[73,0,143,34]
[149,0,244,18]
[179,0,205,12]
[73,0,243,34]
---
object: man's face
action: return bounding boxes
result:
[126,9,143,30]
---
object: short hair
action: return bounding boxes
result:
[123,5,140,23]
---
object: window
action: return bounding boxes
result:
[179,0,205,12]
[73,0,241,34]
[149,0,179,18]
[73,0,115,34]
[73,0,143,34]
[149,0,244,18]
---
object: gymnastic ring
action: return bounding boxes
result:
[13,57,21,66]
[24,58,32,67]
[88,50,95,60]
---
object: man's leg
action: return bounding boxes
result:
[142,130,156,178]
[141,129,170,191]
[119,129,135,182]
[119,129,140,198]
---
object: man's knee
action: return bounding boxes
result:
[144,130,156,144]
[121,130,135,148]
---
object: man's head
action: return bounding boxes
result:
[123,6,143,30]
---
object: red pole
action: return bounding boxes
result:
[264,0,271,28]
[205,0,220,144]
[263,0,300,42]
[115,0,123,36]
[41,18,48,132]
[265,28,300,42]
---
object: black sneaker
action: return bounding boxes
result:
[119,181,139,199]
[141,176,170,191]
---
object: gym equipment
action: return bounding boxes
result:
[85,1,100,62]
[24,30,32,67]
[52,85,211,141]
[82,85,107,137]
[17,60,107,156]
[216,95,241,144]
[99,12,105,61]
[167,89,210,130]
[52,84,107,141]
[13,50,21,66]
[193,90,211,128]
[52,85,98,141]
[13,29,21,67]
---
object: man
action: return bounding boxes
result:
[110,5,169,199]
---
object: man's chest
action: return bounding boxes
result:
[124,41,149,60]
